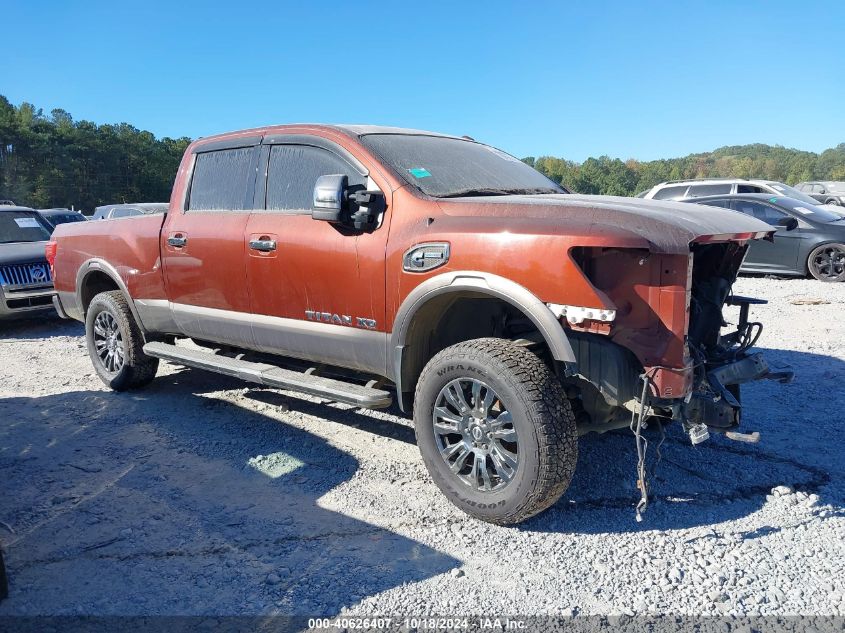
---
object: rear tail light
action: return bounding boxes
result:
[45,241,58,279]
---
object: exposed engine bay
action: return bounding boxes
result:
[682,242,794,441]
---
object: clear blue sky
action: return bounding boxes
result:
[2,0,843,161]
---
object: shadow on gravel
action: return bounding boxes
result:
[0,368,456,615]
[526,346,844,534]
[0,316,82,340]
[243,389,416,446]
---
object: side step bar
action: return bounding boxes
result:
[142,341,392,409]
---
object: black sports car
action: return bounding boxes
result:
[685,194,845,282]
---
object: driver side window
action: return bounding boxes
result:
[264,144,366,213]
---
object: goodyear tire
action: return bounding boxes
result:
[413,338,577,525]
[85,290,158,391]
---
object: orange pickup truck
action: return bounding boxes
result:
[48,125,790,524]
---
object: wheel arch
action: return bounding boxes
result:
[76,259,145,331]
[389,271,577,412]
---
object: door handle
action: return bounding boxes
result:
[249,239,277,252]
[167,235,187,247]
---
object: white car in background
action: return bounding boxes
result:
[638,178,845,215]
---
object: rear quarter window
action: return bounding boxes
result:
[688,183,732,197]
[652,185,689,200]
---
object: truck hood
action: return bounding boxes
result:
[437,194,773,254]
[0,241,48,266]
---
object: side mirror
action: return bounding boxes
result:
[777,217,799,231]
[312,174,386,232]
[312,174,347,223]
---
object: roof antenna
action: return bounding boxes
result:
[461,135,475,141]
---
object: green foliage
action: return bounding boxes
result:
[0,95,190,211]
[530,143,845,196]
[2,94,843,208]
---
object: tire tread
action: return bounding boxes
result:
[414,337,577,525]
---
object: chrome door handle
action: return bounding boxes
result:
[167,235,187,247]
[249,239,277,252]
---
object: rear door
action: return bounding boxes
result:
[243,135,391,375]
[730,200,802,271]
[161,140,261,346]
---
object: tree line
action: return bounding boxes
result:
[0,96,190,212]
[524,143,845,196]
[1,95,844,211]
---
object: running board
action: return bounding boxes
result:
[142,341,392,409]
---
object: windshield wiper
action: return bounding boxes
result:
[439,187,563,199]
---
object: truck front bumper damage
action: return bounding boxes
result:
[683,351,794,433]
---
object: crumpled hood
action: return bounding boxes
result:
[0,241,48,266]
[437,194,774,253]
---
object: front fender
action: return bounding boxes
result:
[389,271,576,411]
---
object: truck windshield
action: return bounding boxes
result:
[359,134,566,198]
[0,212,52,243]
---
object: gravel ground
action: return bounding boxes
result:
[0,276,843,618]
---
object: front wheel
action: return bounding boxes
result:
[85,290,159,390]
[413,338,577,525]
[808,243,845,282]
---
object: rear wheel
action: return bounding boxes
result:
[808,243,845,282]
[413,338,577,525]
[85,291,158,390]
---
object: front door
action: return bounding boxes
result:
[161,143,260,346]
[244,138,391,375]
[730,200,802,271]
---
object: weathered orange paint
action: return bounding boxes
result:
[52,124,768,401]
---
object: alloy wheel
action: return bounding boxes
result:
[93,311,125,372]
[811,245,845,281]
[432,378,519,492]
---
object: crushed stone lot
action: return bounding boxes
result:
[0,277,843,618]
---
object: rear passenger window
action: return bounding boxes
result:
[652,185,689,200]
[688,184,732,197]
[265,145,365,212]
[188,147,256,211]
[737,185,764,194]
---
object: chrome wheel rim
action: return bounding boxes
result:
[432,378,519,492]
[93,311,124,373]
[811,245,845,280]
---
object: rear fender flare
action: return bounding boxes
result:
[76,259,145,332]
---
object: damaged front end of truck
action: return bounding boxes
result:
[680,241,794,443]
[561,219,794,519]
[554,197,794,460]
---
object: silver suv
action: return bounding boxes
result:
[639,178,824,206]
[794,181,845,206]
